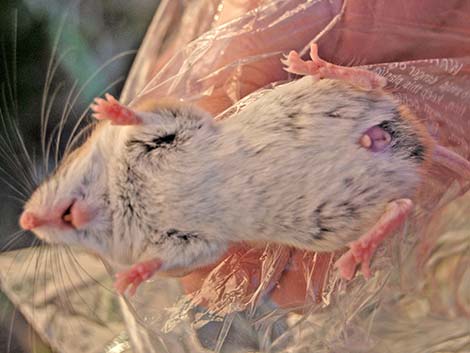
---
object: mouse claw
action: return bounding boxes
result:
[282,50,313,76]
[280,53,291,67]
[90,93,142,125]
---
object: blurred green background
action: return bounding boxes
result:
[0,0,158,351]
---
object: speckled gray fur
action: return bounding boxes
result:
[107,77,425,270]
[25,77,426,272]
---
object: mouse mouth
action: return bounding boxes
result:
[61,202,75,229]
[60,200,92,230]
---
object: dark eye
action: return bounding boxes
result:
[165,228,198,242]
[145,133,177,152]
[152,133,176,148]
[128,133,177,153]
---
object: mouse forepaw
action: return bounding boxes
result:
[90,93,141,125]
[335,199,413,280]
[282,43,387,90]
[114,259,162,296]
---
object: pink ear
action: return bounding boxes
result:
[90,93,142,125]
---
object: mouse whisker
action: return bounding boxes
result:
[61,53,132,159]
[0,229,28,253]
[54,79,79,167]
[0,104,38,193]
[40,15,70,175]
[64,246,114,294]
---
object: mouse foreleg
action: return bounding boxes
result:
[282,43,387,90]
[334,198,413,280]
[90,93,142,125]
[113,233,227,295]
[114,259,163,295]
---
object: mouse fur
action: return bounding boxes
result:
[22,76,432,272]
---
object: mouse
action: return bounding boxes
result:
[18,43,470,295]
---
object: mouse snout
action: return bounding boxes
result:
[19,211,46,230]
[19,199,93,231]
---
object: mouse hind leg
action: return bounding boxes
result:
[432,145,470,195]
[282,43,387,91]
[335,198,413,280]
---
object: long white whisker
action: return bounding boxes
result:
[0,229,28,253]
[6,235,38,288]
[9,120,39,188]
[64,50,135,155]
[0,167,29,199]
[64,247,114,293]
[59,248,110,324]
[0,123,37,193]
[1,37,16,119]
[11,11,18,118]
[0,142,33,195]
[43,79,67,174]
[0,103,37,193]
[64,74,126,156]
[54,79,78,165]
[63,123,95,156]
[65,50,134,116]
[1,193,26,204]
[0,22,38,190]
[0,141,31,193]
[6,304,17,353]
[0,88,25,172]
[40,15,69,174]
[49,247,69,313]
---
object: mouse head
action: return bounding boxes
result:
[19,123,114,258]
[19,95,216,269]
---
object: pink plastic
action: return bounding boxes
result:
[2,2,469,353]
[114,1,470,352]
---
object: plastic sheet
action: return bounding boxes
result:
[112,1,470,352]
[1,0,469,352]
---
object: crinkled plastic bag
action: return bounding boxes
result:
[113,1,470,353]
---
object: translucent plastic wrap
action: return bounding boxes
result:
[1,1,469,352]
[112,1,470,352]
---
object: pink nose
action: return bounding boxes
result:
[19,211,46,230]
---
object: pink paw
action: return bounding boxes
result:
[282,43,387,90]
[334,199,413,281]
[335,242,375,281]
[281,45,324,77]
[114,259,162,295]
[90,93,141,125]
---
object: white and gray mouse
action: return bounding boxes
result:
[19,44,470,294]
